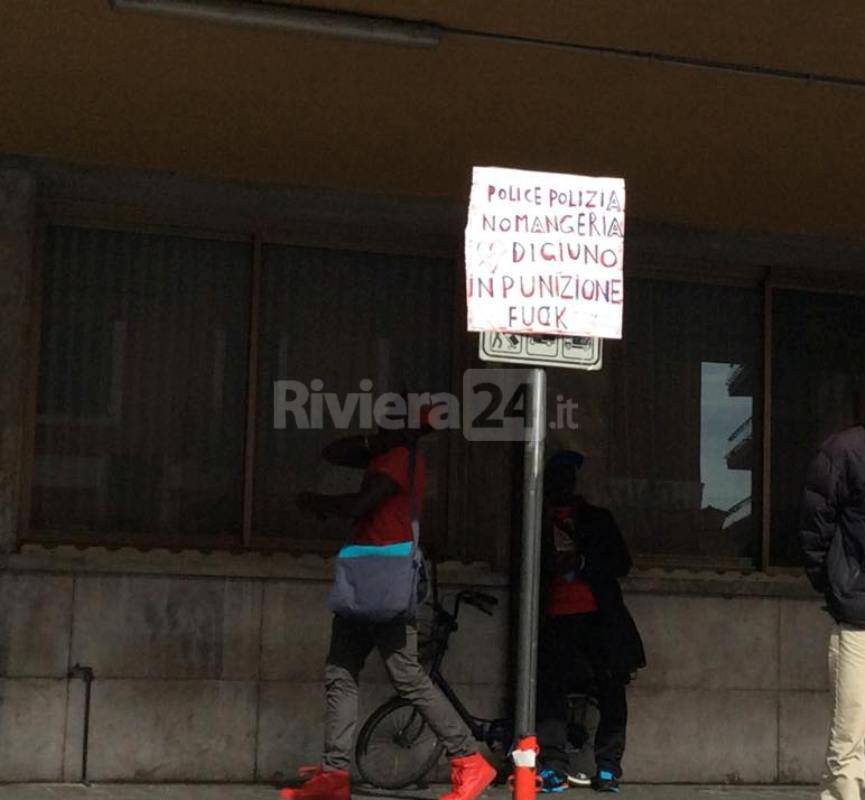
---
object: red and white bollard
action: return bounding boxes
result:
[510,735,541,800]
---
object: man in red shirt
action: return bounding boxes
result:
[283,409,495,800]
[536,452,645,794]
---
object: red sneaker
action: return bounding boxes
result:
[279,768,350,800]
[439,753,496,800]
[297,765,323,780]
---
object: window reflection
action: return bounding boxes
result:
[546,278,761,566]
[700,362,753,555]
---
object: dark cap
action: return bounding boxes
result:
[548,450,585,470]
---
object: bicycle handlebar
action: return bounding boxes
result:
[460,590,498,615]
[423,589,500,670]
[428,589,499,626]
[448,589,499,620]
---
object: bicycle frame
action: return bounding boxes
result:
[430,667,495,742]
[423,592,511,747]
[354,585,602,790]
[423,590,598,751]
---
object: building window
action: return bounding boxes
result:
[30,225,454,551]
[546,279,762,567]
[252,245,453,550]
[30,222,865,571]
[33,226,251,540]
[770,289,865,566]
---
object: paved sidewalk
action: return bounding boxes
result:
[0,785,818,800]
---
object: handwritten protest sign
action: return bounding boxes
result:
[464,166,625,339]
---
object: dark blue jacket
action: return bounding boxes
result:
[799,425,865,625]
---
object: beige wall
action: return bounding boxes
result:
[0,564,510,783]
[0,563,834,784]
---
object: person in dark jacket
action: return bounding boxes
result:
[536,451,646,794]
[799,410,865,800]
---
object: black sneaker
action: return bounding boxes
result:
[591,770,620,793]
[566,771,592,787]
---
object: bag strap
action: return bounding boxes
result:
[407,441,420,548]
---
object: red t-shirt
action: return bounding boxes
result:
[546,504,598,616]
[548,575,598,616]
[352,445,425,546]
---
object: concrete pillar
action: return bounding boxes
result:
[0,170,36,555]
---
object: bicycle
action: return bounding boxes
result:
[354,587,599,790]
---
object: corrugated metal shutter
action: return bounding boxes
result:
[253,244,453,551]
[33,225,251,539]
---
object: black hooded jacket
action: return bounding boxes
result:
[541,497,647,676]
[799,424,865,625]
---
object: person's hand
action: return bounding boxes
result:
[554,517,575,536]
[555,547,578,572]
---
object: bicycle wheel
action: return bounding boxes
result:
[355,697,445,789]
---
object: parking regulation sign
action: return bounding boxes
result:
[479,332,602,371]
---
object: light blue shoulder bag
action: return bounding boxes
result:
[328,443,426,623]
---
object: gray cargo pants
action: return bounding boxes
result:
[322,614,475,771]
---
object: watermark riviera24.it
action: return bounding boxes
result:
[273,370,580,442]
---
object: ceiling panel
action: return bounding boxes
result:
[266,0,865,79]
[1,0,864,238]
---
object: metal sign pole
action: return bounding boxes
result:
[514,366,546,737]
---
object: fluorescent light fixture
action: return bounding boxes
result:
[109,0,442,48]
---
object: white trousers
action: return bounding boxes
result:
[822,623,865,800]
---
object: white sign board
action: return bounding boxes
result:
[479,332,602,371]
[465,166,625,339]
